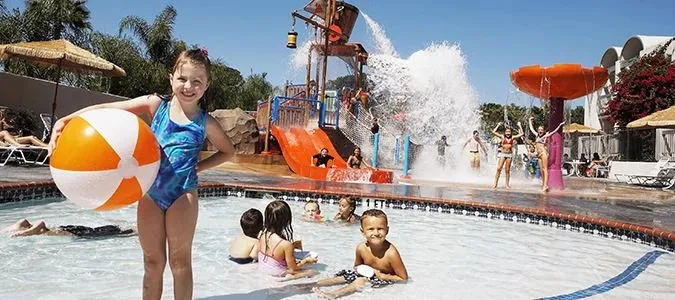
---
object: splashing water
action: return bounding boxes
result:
[362,13,490,182]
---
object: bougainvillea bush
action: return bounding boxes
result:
[607,38,675,127]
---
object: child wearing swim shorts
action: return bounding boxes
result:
[312,209,408,299]
[229,208,263,264]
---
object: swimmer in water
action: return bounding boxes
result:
[491,122,524,189]
[4,218,136,238]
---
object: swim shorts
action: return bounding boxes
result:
[335,269,392,288]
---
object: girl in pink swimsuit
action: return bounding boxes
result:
[258,200,318,280]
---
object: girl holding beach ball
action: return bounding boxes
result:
[48,48,235,300]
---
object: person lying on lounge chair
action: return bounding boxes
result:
[0,130,47,147]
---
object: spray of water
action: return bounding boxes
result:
[361,13,492,182]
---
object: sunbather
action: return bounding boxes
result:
[0,130,47,147]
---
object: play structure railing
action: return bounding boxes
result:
[270,95,323,129]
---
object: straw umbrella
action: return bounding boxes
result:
[563,123,604,158]
[627,105,675,156]
[0,39,126,136]
[627,105,675,129]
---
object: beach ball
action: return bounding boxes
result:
[50,108,161,211]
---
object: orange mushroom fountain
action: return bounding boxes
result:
[510,64,608,190]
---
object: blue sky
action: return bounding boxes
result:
[6,0,675,107]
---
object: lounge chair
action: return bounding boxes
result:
[614,157,673,184]
[0,144,49,166]
[630,167,675,189]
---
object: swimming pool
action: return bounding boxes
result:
[0,196,673,299]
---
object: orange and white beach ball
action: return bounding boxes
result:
[50,108,161,211]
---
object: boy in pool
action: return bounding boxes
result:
[4,219,136,238]
[312,209,408,299]
[303,200,325,222]
[229,208,264,264]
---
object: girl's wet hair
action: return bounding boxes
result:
[171,49,212,110]
[263,200,294,251]
[340,197,357,216]
[353,147,362,159]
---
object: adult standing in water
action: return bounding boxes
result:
[463,130,488,172]
[528,117,565,192]
[491,122,524,189]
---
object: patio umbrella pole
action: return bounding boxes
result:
[48,61,63,141]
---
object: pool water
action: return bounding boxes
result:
[0,196,673,299]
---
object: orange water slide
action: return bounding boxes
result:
[271,125,392,183]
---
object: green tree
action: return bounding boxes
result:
[235,73,273,111]
[327,74,367,90]
[119,5,184,68]
[567,105,584,125]
[2,0,92,82]
[207,60,244,111]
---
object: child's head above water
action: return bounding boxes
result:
[263,200,294,241]
[304,200,322,220]
[360,209,389,245]
[240,208,263,239]
[170,49,212,110]
[337,197,357,219]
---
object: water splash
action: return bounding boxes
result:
[362,14,485,181]
[361,13,398,57]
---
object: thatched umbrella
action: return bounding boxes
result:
[627,105,675,129]
[563,123,604,158]
[0,39,126,136]
[627,105,675,156]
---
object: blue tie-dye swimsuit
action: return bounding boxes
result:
[147,97,206,212]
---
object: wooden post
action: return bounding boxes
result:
[305,45,313,98]
[262,96,273,155]
[319,0,333,103]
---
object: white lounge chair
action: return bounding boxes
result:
[614,157,673,184]
[0,144,49,166]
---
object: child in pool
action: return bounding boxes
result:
[5,218,136,238]
[312,209,408,299]
[334,197,359,224]
[229,208,263,264]
[258,200,318,281]
[304,200,325,222]
[48,49,235,300]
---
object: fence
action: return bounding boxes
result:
[577,135,620,159]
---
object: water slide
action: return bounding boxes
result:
[271,125,392,183]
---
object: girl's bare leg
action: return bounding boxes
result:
[137,195,167,300]
[504,158,513,189]
[493,157,506,188]
[166,191,199,300]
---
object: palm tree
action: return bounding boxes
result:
[3,0,92,82]
[119,5,184,68]
[22,0,91,42]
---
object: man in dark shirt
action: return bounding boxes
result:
[370,118,380,135]
[312,148,335,168]
[436,135,449,166]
